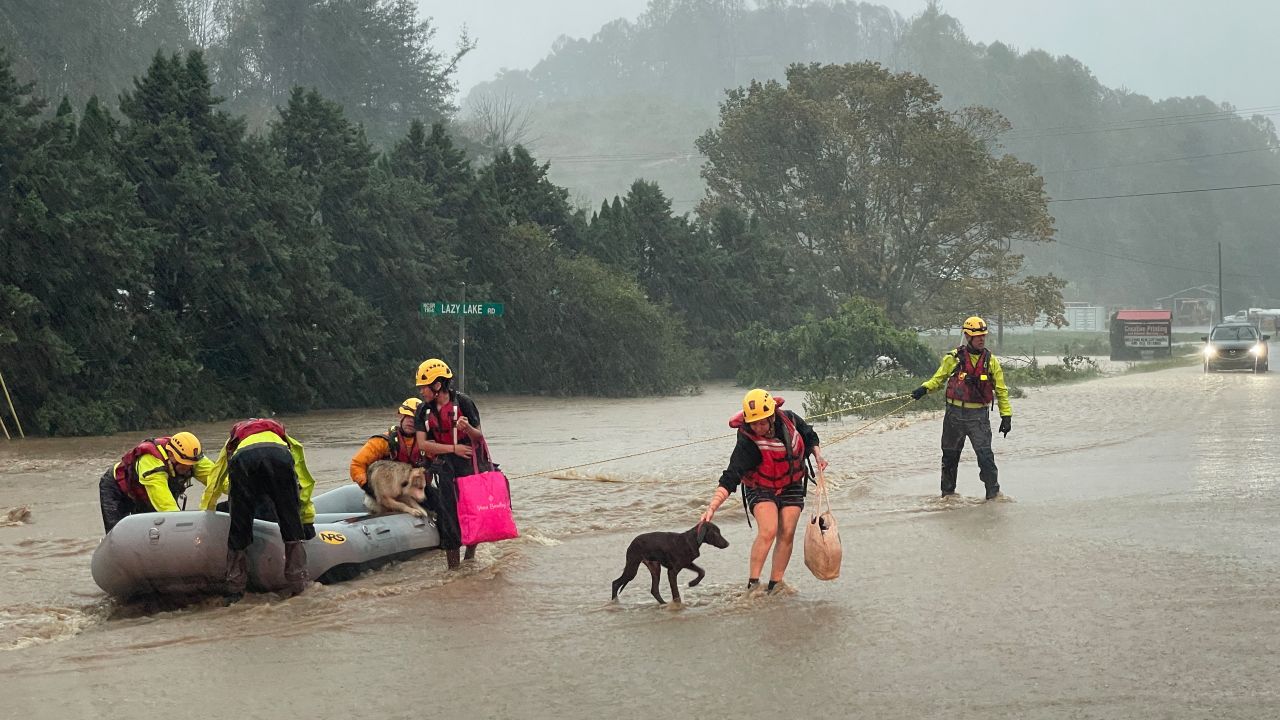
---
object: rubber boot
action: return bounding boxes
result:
[446,548,461,570]
[224,548,249,604]
[283,541,309,596]
[975,448,999,499]
[463,544,477,561]
[940,449,961,496]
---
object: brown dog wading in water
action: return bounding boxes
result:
[363,460,429,517]
[611,522,729,604]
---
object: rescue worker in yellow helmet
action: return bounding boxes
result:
[413,358,484,569]
[349,397,429,492]
[700,389,826,593]
[98,431,215,533]
[910,316,1011,499]
[200,418,317,601]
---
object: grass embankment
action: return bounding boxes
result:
[805,332,1204,423]
[1117,353,1201,374]
[919,330,1205,357]
[802,350,1192,423]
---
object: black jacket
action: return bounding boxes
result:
[717,410,819,493]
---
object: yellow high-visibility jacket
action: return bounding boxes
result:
[922,348,1012,417]
[120,454,216,512]
[200,432,316,524]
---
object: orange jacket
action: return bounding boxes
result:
[349,430,424,487]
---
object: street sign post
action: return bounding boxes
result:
[418,284,505,392]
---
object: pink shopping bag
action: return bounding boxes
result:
[457,440,518,545]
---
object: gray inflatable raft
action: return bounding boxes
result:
[91,484,440,599]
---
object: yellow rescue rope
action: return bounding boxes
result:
[509,393,913,480]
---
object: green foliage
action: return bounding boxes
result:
[802,353,1100,422]
[454,224,704,396]
[1004,355,1102,387]
[0,46,715,434]
[734,297,933,387]
[0,1,184,112]
[920,330,1112,357]
[698,61,1057,325]
[208,0,470,144]
[801,377,931,423]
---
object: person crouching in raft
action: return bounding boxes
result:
[700,389,826,593]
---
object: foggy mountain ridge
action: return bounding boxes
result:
[463,1,1280,310]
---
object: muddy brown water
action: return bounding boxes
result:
[2,368,1278,719]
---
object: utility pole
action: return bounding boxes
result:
[1218,241,1224,324]
[997,238,1011,350]
[458,282,466,393]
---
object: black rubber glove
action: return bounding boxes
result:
[303,523,316,540]
[910,386,927,400]
[999,416,1011,437]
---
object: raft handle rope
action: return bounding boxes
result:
[509,393,912,481]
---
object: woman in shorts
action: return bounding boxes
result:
[700,388,826,593]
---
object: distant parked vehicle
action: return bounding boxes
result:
[1202,323,1269,373]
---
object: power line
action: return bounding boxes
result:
[1002,103,1280,136]
[669,178,1280,208]
[1048,181,1280,203]
[1050,239,1255,278]
[1001,106,1280,142]
[550,142,1280,169]
[1039,145,1277,176]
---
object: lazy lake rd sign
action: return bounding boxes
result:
[419,302,505,318]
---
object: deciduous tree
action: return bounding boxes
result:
[697,61,1058,325]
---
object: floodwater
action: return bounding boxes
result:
[2,363,1278,719]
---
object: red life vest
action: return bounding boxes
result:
[728,397,807,491]
[113,437,172,504]
[225,418,288,457]
[374,427,418,464]
[945,346,995,406]
[426,397,470,446]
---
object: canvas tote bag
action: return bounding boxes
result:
[803,469,842,580]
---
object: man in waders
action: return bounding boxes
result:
[910,316,1012,500]
[201,419,317,601]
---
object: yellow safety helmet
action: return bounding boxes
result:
[167,432,203,465]
[962,316,988,337]
[742,388,776,424]
[398,397,422,417]
[415,358,453,387]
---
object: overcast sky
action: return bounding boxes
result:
[420,0,1278,111]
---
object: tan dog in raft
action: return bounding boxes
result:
[364,460,429,517]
